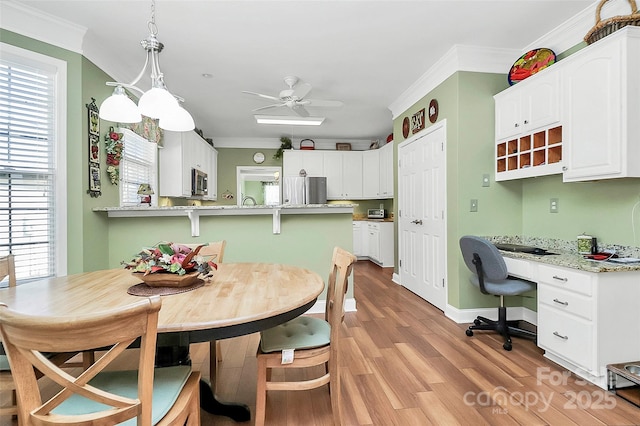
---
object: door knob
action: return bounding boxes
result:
[411,219,423,225]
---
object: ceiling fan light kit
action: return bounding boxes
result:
[254,115,325,126]
[243,76,343,120]
[99,0,195,132]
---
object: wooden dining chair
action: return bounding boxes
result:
[0,254,17,419]
[174,241,226,386]
[0,295,201,425]
[255,246,357,426]
[1,255,97,423]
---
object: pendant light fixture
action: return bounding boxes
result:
[99,0,195,132]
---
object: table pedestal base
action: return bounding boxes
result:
[200,380,251,422]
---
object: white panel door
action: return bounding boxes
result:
[398,121,447,311]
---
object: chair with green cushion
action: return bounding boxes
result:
[0,254,92,423]
[255,246,357,426]
[0,295,201,425]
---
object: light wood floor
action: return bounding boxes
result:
[5,260,640,425]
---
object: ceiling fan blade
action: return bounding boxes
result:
[292,82,312,100]
[291,104,310,117]
[242,91,281,101]
[305,99,344,108]
[253,103,286,112]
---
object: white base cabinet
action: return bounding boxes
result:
[366,222,394,267]
[353,221,394,267]
[534,263,640,389]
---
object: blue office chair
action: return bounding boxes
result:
[459,236,537,351]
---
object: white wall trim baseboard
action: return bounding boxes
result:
[445,304,537,326]
[308,297,356,315]
[392,272,401,285]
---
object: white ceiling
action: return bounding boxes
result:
[5,0,600,145]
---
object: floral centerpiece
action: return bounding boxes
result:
[123,242,218,287]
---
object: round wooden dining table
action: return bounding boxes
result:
[0,262,325,421]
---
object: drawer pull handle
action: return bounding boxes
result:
[553,331,568,340]
[552,275,568,282]
[553,298,568,306]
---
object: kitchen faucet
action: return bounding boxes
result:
[242,195,256,206]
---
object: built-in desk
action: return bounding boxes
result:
[496,248,640,390]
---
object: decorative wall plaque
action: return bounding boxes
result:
[86,98,101,198]
[428,99,439,123]
[411,108,425,134]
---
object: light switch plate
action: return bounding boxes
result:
[470,199,478,212]
[550,198,559,213]
[482,174,490,187]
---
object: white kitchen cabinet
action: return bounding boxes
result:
[535,263,640,388]
[159,130,218,199]
[283,149,392,200]
[495,69,560,141]
[494,67,563,181]
[561,27,640,182]
[352,221,366,257]
[208,148,218,200]
[324,151,362,200]
[362,150,379,198]
[366,221,394,267]
[283,150,324,177]
[379,142,394,198]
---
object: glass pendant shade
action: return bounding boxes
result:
[159,103,195,132]
[138,87,178,119]
[99,86,142,123]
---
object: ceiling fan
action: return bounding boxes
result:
[242,76,343,117]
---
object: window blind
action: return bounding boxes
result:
[0,58,56,282]
[119,129,157,206]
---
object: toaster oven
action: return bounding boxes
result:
[367,208,386,219]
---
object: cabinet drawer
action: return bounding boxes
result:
[538,283,593,321]
[538,304,593,371]
[537,264,592,296]
[503,257,533,280]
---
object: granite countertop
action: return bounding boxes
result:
[352,214,394,222]
[486,236,640,273]
[94,204,356,212]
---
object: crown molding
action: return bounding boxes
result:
[523,0,630,54]
[388,44,520,118]
[0,1,86,54]
[388,0,632,119]
[213,137,375,150]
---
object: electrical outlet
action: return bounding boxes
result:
[550,198,559,213]
[470,199,478,212]
[482,174,490,187]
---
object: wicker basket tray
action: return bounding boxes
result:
[584,0,640,44]
[133,271,202,287]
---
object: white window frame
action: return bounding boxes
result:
[118,128,158,207]
[0,42,67,279]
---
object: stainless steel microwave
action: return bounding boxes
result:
[191,168,208,196]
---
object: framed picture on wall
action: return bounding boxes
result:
[336,143,352,151]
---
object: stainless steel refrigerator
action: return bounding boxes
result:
[282,176,327,205]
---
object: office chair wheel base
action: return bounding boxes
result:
[466,329,474,337]
[473,319,482,326]
[503,341,512,351]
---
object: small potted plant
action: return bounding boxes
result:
[274,136,292,160]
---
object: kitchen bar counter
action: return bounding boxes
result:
[94,204,355,236]
[485,236,640,273]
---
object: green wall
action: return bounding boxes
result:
[1,29,114,274]
[393,71,529,311]
[393,63,640,314]
[106,213,354,300]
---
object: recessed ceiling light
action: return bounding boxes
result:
[254,115,325,126]
[202,73,213,78]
